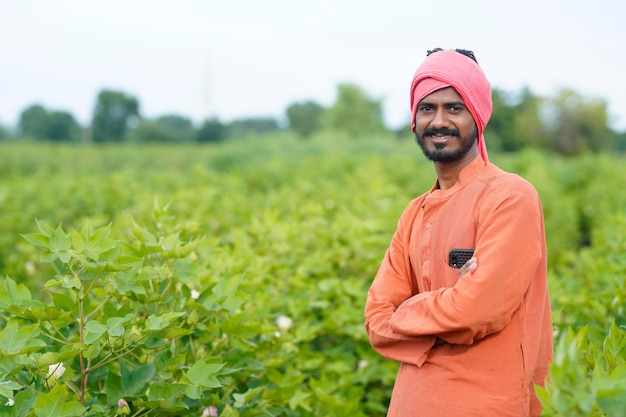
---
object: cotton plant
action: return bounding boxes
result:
[0,205,248,416]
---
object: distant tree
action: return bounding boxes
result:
[286,101,325,138]
[510,87,546,151]
[614,130,626,152]
[541,88,611,155]
[91,90,140,142]
[157,115,194,132]
[196,118,226,143]
[128,114,195,143]
[18,104,49,139]
[47,111,81,142]
[18,104,80,141]
[323,83,386,137]
[226,117,280,138]
[0,123,12,141]
[487,88,518,152]
[393,122,413,141]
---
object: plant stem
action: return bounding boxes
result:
[78,291,87,406]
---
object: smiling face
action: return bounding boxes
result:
[414,87,478,163]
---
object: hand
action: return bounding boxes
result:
[458,256,477,279]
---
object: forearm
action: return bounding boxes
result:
[389,282,519,344]
[365,295,436,366]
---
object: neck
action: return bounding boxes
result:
[434,149,479,190]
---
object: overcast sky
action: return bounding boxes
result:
[1,0,625,131]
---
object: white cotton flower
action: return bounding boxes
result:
[191,289,200,300]
[48,362,66,379]
[274,331,281,338]
[25,260,36,276]
[5,398,14,406]
[276,315,293,330]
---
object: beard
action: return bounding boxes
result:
[415,126,478,162]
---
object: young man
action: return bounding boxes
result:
[364,49,553,417]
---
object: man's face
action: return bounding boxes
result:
[414,87,478,162]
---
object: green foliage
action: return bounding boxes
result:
[18,105,48,139]
[18,104,81,142]
[91,90,140,143]
[537,323,626,417]
[614,131,626,152]
[510,87,547,150]
[548,212,626,342]
[0,138,409,415]
[0,139,625,415]
[285,101,325,138]
[0,206,246,415]
[129,115,195,143]
[323,83,385,137]
[225,117,281,139]
[541,88,612,155]
[487,86,620,156]
[0,122,14,141]
[486,88,517,152]
[196,118,226,143]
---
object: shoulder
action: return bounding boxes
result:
[482,163,538,194]
[396,193,428,227]
[476,163,542,209]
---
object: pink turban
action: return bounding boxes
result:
[410,50,492,162]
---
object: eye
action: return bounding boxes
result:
[448,104,465,113]
[418,104,434,112]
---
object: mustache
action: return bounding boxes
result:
[422,127,460,137]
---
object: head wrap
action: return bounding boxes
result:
[410,50,492,162]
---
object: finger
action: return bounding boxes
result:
[458,257,477,278]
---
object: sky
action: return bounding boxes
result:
[1,0,626,131]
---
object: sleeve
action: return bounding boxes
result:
[364,202,436,366]
[389,183,544,345]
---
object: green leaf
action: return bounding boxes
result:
[36,350,81,368]
[60,275,81,290]
[202,275,244,312]
[84,320,107,344]
[147,382,186,401]
[597,391,626,417]
[50,225,71,251]
[145,312,185,331]
[35,218,54,237]
[233,386,266,408]
[106,363,156,400]
[0,322,46,355]
[106,314,134,337]
[136,399,189,412]
[0,380,22,398]
[34,384,84,417]
[11,385,38,417]
[184,384,202,400]
[186,361,224,388]
[0,277,32,308]
[50,292,77,313]
[20,232,50,249]
[288,389,312,411]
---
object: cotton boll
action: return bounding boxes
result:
[276,315,293,330]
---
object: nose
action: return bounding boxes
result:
[430,108,448,129]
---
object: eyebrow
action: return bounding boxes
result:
[418,100,466,107]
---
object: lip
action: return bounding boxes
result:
[428,135,453,144]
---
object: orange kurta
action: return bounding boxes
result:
[365,157,553,417]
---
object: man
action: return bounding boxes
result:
[364,48,553,416]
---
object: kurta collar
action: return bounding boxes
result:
[427,156,487,198]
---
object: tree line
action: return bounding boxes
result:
[1,83,625,156]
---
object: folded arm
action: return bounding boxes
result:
[364,207,436,366]
[389,189,544,344]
